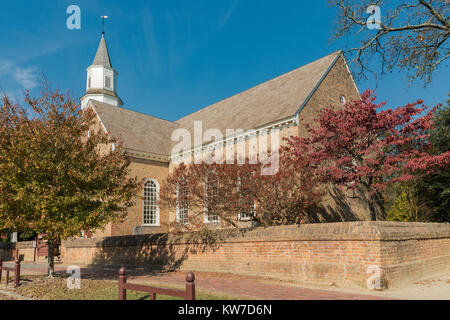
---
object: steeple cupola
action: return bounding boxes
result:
[81,32,123,110]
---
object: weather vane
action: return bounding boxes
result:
[100,15,109,33]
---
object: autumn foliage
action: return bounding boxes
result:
[0,85,140,273]
[161,91,450,229]
[160,151,324,233]
[285,90,450,220]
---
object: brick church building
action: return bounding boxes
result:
[81,32,375,238]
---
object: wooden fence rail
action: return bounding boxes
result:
[0,258,21,288]
[118,267,195,300]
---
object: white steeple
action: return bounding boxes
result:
[81,32,123,110]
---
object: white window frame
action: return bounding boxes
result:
[87,71,92,90]
[238,201,255,221]
[237,177,255,221]
[204,211,220,224]
[176,181,189,225]
[142,178,160,227]
[105,75,112,90]
[204,175,220,224]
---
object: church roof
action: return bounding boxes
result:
[90,50,348,158]
[92,33,112,67]
[175,51,342,136]
[89,100,179,156]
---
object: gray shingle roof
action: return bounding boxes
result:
[90,50,344,157]
[92,33,112,67]
[90,100,179,156]
[175,51,341,135]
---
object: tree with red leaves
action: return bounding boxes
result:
[160,152,323,233]
[286,90,450,221]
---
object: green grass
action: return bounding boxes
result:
[12,276,240,300]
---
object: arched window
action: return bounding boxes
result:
[143,179,159,226]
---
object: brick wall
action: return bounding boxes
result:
[0,241,36,262]
[109,157,170,237]
[62,221,450,288]
[0,242,13,260]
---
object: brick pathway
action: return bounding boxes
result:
[126,272,389,300]
[2,262,390,300]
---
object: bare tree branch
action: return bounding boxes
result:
[329,0,449,85]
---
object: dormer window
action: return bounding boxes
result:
[105,75,112,89]
[340,95,346,105]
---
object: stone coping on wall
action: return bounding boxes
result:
[63,221,450,248]
[0,242,13,249]
[15,241,34,249]
[0,241,34,249]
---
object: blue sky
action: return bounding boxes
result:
[0,0,448,121]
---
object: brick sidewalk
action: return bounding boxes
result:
[126,271,389,300]
[2,262,390,300]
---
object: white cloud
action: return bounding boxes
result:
[12,66,39,90]
[0,61,14,75]
[0,60,39,102]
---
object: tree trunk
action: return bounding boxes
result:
[47,240,55,277]
[374,190,386,220]
[368,199,377,221]
[367,178,377,221]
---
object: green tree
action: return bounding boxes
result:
[386,183,427,222]
[385,100,450,222]
[415,101,450,222]
[0,85,140,275]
